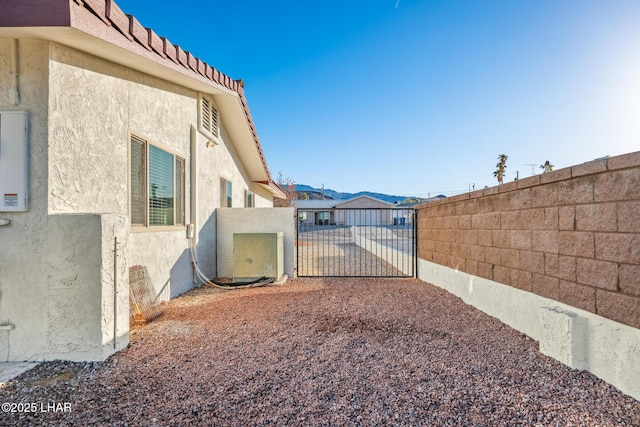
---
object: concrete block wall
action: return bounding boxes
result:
[417,151,640,329]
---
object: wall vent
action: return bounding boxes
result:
[199,93,219,141]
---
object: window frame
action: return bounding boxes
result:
[245,190,254,208]
[129,132,186,232]
[221,178,233,208]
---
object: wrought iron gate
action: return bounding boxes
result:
[296,208,416,277]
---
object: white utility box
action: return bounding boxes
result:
[0,111,29,212]
[233,232,284,282]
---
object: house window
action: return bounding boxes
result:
[245,191,254,208]
[130,134,185,228]
[221,179,232,207]
[318,211,330,225]
[199,93,219,141]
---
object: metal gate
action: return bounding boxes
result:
[296,208,416,277]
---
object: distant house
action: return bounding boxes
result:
[0,0,284,362]
[334,195,395,226]
[295,199,336,225]
[296,195,407,226]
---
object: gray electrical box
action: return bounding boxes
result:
[233,232,284,282]
[0,111,29,212]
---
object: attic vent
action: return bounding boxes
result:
[199,93,219,141]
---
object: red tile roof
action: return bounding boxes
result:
[1,0,282,195]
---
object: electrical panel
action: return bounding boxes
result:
[0,111,29,212]
[233,232,284,282]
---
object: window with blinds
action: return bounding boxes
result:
[130,134,185,228]
[199,93,219,141]
[149,145,174,226]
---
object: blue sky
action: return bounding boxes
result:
[117,0,640,197]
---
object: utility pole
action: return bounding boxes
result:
[525,164,537,176]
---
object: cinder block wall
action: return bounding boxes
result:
[416,151,640,329]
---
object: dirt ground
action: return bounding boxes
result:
[1,278,639,426]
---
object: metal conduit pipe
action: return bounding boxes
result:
[10,39,20,105]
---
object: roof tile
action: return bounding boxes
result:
[176,45,188,67]
[205,64,214,79]
[106,0,132,40]
[186,51,198,72]
[128,15,150,50]
[84,0,110,25]
[161,37,178,63]
[196,58,206,76]
[147,28,165,57]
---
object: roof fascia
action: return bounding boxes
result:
[0,0,275,185]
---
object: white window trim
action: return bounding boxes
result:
[129,132,186,231]
[245,190,254,208]
[221,178,232,208]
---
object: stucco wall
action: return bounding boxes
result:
[216,208,295,279]
[0,39,53,361]
[253,185,275,208]
[47,43,272,299]
[43,214,129,361]
[0,39,275,361]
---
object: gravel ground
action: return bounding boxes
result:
[1,278,639,426]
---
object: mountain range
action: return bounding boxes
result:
[293,184,440,204]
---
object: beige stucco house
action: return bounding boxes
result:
[0,0,285,362]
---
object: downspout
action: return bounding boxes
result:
[113,237,118,350]
[190,126,198,282]
[10,39,20,105]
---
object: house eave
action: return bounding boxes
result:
[255,181,287,199]
[0,0,274,184]
[0,26,236,96]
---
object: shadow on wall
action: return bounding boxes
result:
[169,250,194,298]
[197,211,217,279]
[168,210,218,297]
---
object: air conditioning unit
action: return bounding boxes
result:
[233,232,284,282]
[0,111,29,212]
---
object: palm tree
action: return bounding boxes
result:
[540,160,554,173]
[494,154,508,184]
